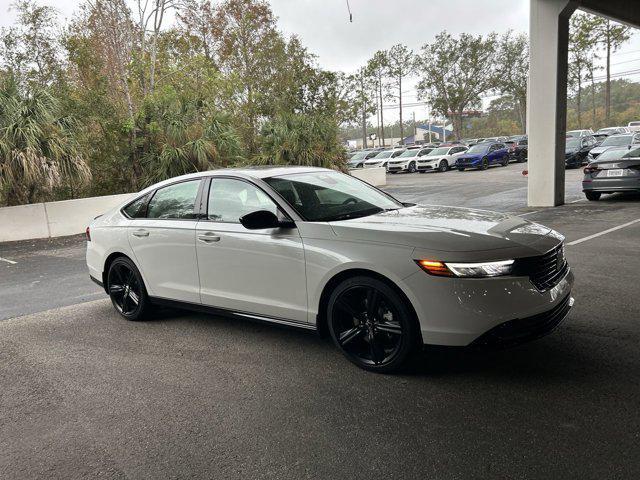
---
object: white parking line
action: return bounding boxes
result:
[567,218,640,246]
[0,257,17,265]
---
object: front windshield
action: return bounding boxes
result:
[601,135,632,147]
[566,138,580,149]
[467,144,489,154]
[398,149,419,158]
[597,149,627,161]
[265,171,403,222]
[427,147,450,156]
[350,151,368,161]
[371,151,393,159]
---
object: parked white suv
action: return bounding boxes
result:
[386,147,434,173]
[416,146,469,173]
[86,166,574,372]
[363,149,406,169]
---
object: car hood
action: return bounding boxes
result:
[328,205,561,257]
[589,146,614,156]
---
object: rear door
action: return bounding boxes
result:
[195,177,308,323]
[127,179,202,303]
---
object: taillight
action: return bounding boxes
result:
[584,164,599,174]
[85,226,91,241]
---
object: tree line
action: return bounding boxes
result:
[0,0,355,206]
[349,11,634,145]
[0,1,635,207]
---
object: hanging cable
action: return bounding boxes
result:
[345,0,352,22]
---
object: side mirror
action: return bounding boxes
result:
[239,210,294,230]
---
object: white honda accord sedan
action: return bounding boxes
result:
[86,166,574,372]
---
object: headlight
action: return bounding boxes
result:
[416,259,514,278]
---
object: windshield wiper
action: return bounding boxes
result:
[323,207,385,222]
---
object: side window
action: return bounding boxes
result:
[147,180,201,220]
[122,193,151,219]
[208,178,278,223]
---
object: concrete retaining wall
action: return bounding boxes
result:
[349,167,386,187]
[0,193,133,243]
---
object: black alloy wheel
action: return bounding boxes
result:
[107,257,149,320]
[408,161,417,173]
[480,157,489,170]
[438,160,448,172]
[327,276,419,372]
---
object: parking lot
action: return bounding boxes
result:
[2,162,640,479]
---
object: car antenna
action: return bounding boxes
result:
[345,0,352,22]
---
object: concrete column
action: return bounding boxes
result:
[527,0,577,206]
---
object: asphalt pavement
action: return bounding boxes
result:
[1,162,640,479]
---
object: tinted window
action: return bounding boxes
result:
[122,194,151,219]
[467,144,489,154]
[601,135,633,147]
[265,171,402,222]
[208,178,277,223]
[147,180,201,219]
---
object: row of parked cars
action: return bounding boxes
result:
[347,136,529,174]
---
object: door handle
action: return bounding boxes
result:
[198,232,221,243]
[132,229,149,237]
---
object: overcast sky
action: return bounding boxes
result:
[1,0,638,126]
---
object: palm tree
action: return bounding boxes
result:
[256,113,346,170]
[139,91,242,184]
[0,80,91,206]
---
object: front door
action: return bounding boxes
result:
[196,177,308,323]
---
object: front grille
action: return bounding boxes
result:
[514,243,568,291]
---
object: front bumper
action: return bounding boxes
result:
[456,159,480,168]
[471,294,573,348]
[387,161,410,172]
[401,266,574,346]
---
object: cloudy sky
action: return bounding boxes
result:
[1,0,639,125]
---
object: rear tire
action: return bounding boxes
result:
[517,151,527,163]
[501,156,509,167]
[327,276,420,373]
[585,191,601,201]
[107,257,150,321]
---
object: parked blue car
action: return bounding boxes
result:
[456,142,510,171]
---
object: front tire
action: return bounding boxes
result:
[480,157,489,170]
[438,160,448,172]
[327,276,420,373]
[107,257,150,321]
[457,167,465,172]
[407,161,417,173]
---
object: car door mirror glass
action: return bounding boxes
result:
[240,210,292,230]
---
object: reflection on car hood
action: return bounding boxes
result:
[328,205,561,254]
[590,146,615,155]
